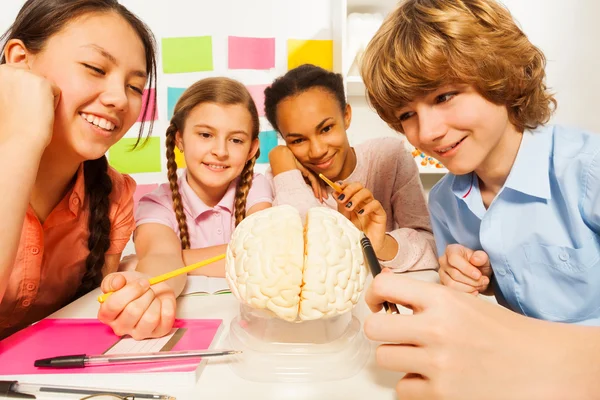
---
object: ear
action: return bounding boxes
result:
[343,103,352,130]
[3,39,31,66]
[247,138,260,161]
[175,130,184,152]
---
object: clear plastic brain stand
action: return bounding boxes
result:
[226,300,371,382]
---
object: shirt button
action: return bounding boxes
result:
[496,268,507,276]
[31,247,40,255]
[559,252,569,262]
[26,283,36,291]
[22,299,31,307]
[217,229,222,235]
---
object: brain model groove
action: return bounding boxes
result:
[226,205,367,322]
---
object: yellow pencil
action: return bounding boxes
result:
[318,173,343,193]
[97,253,226,303]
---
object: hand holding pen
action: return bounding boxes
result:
[319,174,399,314]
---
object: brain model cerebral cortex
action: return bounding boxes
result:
[225,205,367,322]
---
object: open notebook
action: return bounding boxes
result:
[0,318,223,390]
[181,276,231,296]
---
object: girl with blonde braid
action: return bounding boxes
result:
[133,77,270,288]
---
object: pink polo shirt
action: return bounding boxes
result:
[135,171,273,248]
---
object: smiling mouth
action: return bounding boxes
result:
[436,137,466,155]
[80,112,117,132]
[313,155,335,169]
[203,163,229,170]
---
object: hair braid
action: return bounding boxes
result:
[76,156,112,297]
[165,123,190,249]
[233,151,259,226]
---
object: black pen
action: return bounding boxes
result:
[34,349,241,368]
[360,233,400,314]
[0,380,174,399]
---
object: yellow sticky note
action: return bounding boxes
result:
[287,39,333,71]
[174,147,186,168]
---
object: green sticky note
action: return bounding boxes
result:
[162,36,213,73]
[109,137,161,174]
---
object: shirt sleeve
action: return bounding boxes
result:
[134,186,178,232]
[245,173,274,210]
[106,173,136,254]
[581,147,600,233]
[269,169,323,221]
[377,141,439,272]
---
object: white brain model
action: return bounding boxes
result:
[226,205,367,322]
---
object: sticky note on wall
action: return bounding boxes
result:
[228,36,275,70]
[257,130,278,163]
[174,147,186,169]
[162,36,213,73]
[109,137,162,174]
[287,39,333,71]
[245,84,268,117]
[167,87,187,120]
[137,88,157,122]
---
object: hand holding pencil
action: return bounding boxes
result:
[97,254,225,340]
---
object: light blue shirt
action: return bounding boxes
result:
[429,125,600,325]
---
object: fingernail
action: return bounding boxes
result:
[345,201,353,208]
[338,194,345,201]
[472,271,481,279]
[358,209,364,214]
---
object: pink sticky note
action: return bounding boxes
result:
[137,88,158,122]
[228,36,275,70]
[246,84,268,117]
[133,183,159,214]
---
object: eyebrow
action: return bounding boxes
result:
[193,124,250,136]
[82,44,147,79]
[285,117,333,138]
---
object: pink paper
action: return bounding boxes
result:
[228,36,275,70]
[133,183,159,214]
[137,88,158,122]
[0,318,222,375]
[246,84,268,117]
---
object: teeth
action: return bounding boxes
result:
[206,164,227,169]
[80,112,116,131]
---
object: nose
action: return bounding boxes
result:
[211,137,229,158]
[99,78,129,112]
[308,137,327,160]
[416,107,447,146]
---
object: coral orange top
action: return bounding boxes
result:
[0,165,136,339]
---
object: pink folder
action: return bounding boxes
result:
[0,318,223,375]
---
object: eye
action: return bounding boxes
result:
[398,111,415,122]
[198,132,212,138]
[128,85,144,95]
[83,63,105,75]
[322,124,333,133]
[231,138,245,145]
[435,92,457,104]
[290,138,305,145]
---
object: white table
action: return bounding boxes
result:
[6,270,489,400]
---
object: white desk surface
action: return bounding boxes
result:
[4,270,495,400]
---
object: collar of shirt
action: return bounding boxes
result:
[68,164,86,216]
[449,126,553,217]
[179,170,237,220]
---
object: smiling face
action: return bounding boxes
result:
[275,87,355,182]
[176,102,259,203]
[13,11,147,161]
[395,84,520,176]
